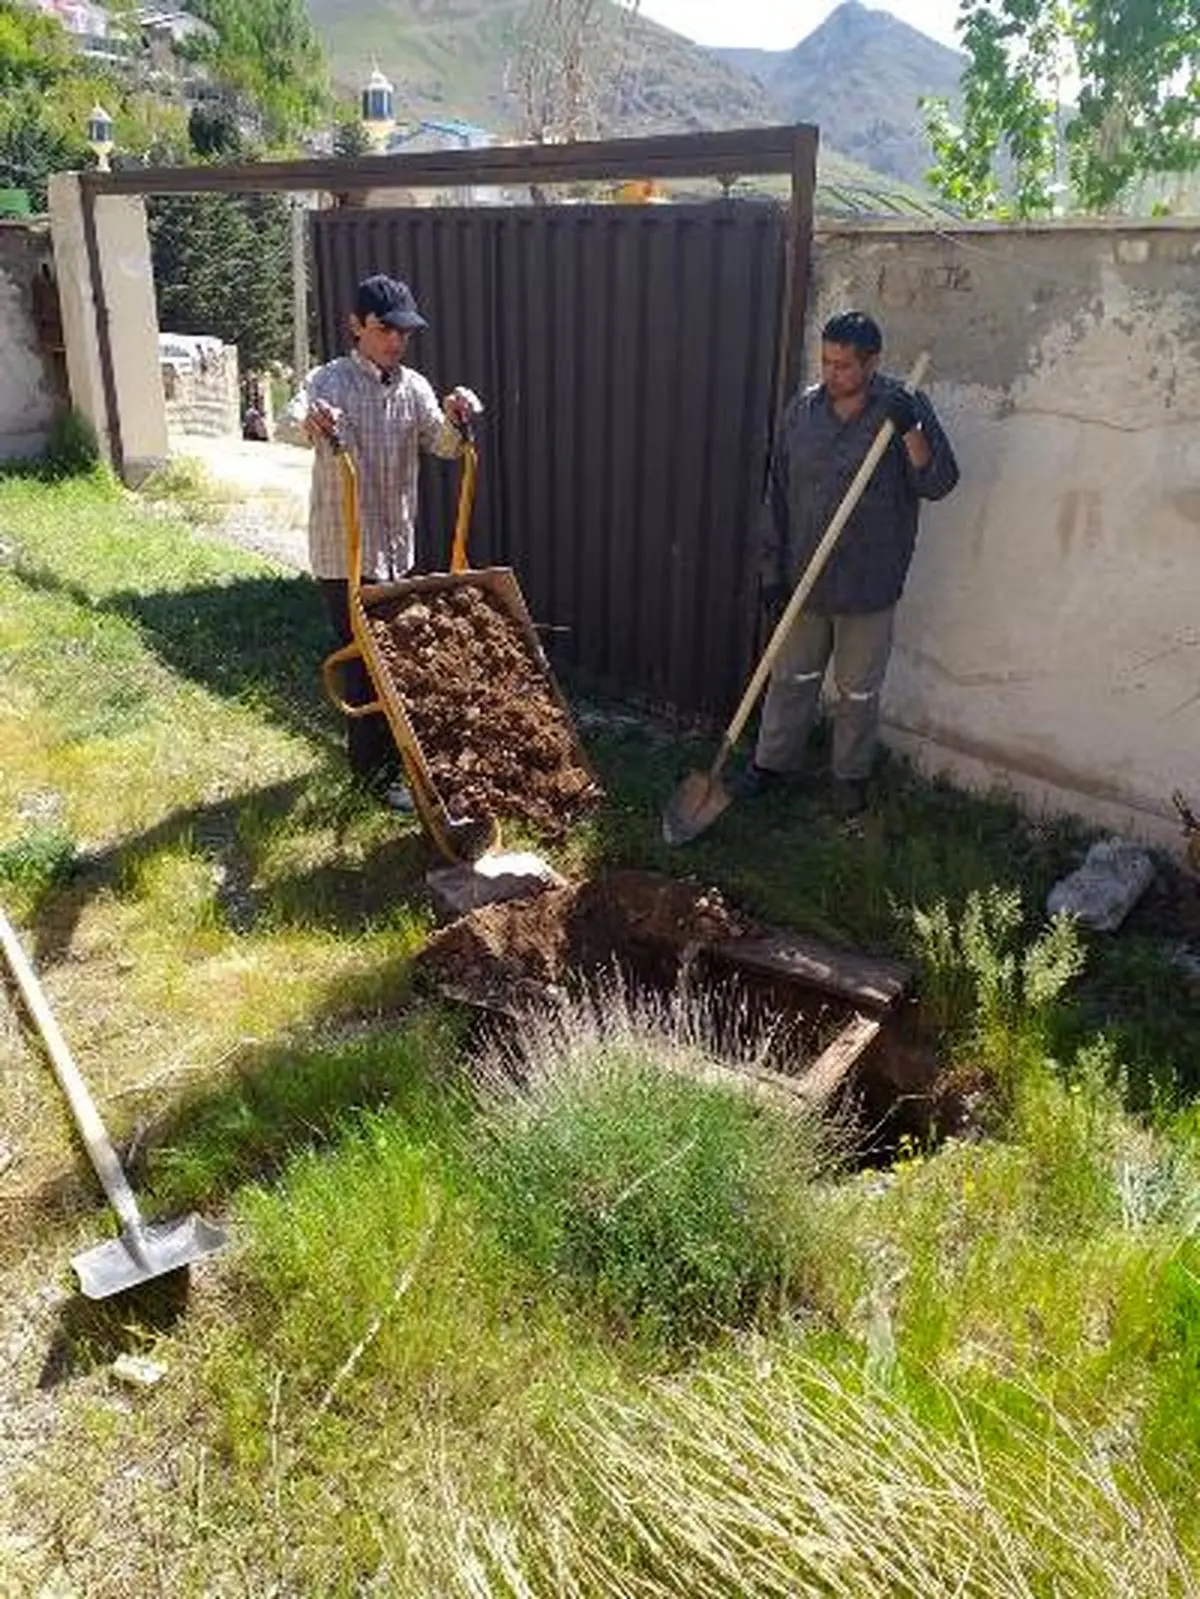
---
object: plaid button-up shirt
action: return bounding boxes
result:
[292,349,461,580]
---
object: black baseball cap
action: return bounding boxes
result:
[354,274,427,331]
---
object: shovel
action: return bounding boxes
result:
[662,351,930,847]
[0,909,227,1299]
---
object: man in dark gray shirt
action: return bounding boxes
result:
[742,310,959,819]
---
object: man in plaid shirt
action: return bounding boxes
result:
[292,274,480,802]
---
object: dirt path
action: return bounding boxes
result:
[170,435,312,572]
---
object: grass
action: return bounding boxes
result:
[3,463,1200,1595]
[469,990,836,1349]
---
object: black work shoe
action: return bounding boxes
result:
[832,778,868,819]
[730,761,784,801]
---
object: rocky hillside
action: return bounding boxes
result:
[712,2,964,188]
[303,0,963,194]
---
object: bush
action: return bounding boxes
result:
[904,885,1086,1083]
[470,990,836,1350]
[0,824,76,899]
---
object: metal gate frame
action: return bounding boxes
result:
[78,125,818,485]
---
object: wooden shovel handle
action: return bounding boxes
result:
[0,908,143,1232]
[713,350,931,776]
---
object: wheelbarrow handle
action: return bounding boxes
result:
[450,437,478,575]
[320,641,384,719]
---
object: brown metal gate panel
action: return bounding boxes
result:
[312,202,787,718]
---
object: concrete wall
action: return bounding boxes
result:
[0,220,68,460]
[48,174,168,484]
[810,219,1200,850]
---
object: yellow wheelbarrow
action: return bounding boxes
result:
[320,424,597,864]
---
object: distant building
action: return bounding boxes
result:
[137,5,217,66]
[385,119,499,206]
[24,0,215,69]
[25,0,130,62]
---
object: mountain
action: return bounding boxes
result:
[711,1,965,189]
[302,0,960,201]
[305,0,775,137]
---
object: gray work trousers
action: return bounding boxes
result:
[754,608,895,781]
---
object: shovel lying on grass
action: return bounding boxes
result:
[0,908,227,1300]
[662,351,930,847]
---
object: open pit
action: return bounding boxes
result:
[416,868,965,1154]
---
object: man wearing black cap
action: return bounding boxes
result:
[739,310,959,822]
[292,274,481,803]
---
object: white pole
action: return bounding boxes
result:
[291,197,309,385]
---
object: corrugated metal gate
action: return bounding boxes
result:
[311,201,789,718]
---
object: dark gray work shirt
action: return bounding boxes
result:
[759,373,959,615]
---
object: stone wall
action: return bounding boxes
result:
[0,220,68,460]
[161,338,241,439]
[809,218,1200,849]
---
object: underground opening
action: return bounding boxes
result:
[415,868,969,1160]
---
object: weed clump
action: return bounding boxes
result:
[470,990,837,1349]
[0,824,76,906]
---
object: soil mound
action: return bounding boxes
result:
[369,584,600,837]
[417,869,758,1008]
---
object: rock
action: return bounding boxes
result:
[1169,944,1200,986]
[110,1353,168,1391]
[1046,837,1156,932]
[425,851,567,921]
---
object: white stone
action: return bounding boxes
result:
[1046,838,1156,931]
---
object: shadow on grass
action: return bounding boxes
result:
[25,776,434,967]
[9,558,340,754]
[38,1269,192,1389]
[20,998,466,1385]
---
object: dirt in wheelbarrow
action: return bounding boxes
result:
[415,868,761,1011]
[369,584,599,838]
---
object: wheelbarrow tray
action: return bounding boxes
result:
[350,565,602,852]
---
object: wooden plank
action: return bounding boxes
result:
[793,1013,882,1105]
[710,928,911,1012]
[782,125,819,403]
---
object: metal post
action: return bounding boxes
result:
[291,196,309,383]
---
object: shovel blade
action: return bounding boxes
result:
[73,1214,227,1301]
[661,769,733,846]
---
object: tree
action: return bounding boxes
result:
[0,0,188,207]
[184,0,331,147]
[332,108,372,160]
[149,190,293,373]
[923,0,1200,217]
[512,0,642,145]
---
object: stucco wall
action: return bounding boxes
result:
[810,219,1200,850]
[48,176,168,485]
[0,220,67,460]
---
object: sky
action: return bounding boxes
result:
[635,0,962,51]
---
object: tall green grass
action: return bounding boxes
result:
[470,988,837,1349]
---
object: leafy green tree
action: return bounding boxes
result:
[0,0,188,206]
[0,0,75,91]
[184,0,331,146]
[149,190,293,373]
[0,98,91,209]
[923,0,1200,217]
[333,108,373,159]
